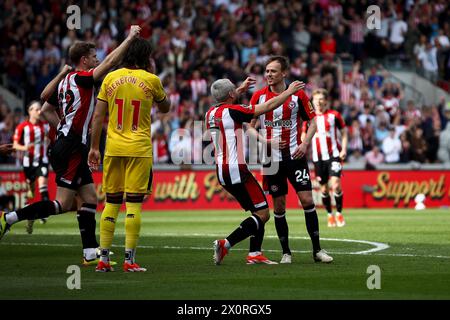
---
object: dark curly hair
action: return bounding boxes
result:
[121,37,153,71]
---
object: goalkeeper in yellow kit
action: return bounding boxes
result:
[88,38,170,272]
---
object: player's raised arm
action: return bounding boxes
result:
[92,25,141,81]
[253,81,304,117]
[41,102,61,128]
[40,64,72,102]
[88,99,108,171]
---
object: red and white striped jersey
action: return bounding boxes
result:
[205,103,255,185]
[250,86,315,161]
[48,69,96,145]
[302,109,346,162]
[14,120,50,167]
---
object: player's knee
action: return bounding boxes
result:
[254,209,270,223]
[56,197,75,213]
[273,197,286,213]
[299,194,314,207]
[332,183,341,194]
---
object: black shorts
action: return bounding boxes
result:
[49,135,93,190]
[23,163,49,183]
[313,157,343,185]
[263,158,312,197]
[220,174,268,212]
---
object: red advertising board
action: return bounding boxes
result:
[1,170,449,210]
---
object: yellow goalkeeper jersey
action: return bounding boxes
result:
[97,68,166,157]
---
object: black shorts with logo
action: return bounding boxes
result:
[49,133,93,190]
[220,174,268,212]
[313,157,343,185]
[23,163,49,183]
[263,157,312,198]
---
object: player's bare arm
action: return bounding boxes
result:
[254,81,304,117]
[12,135,33,152]
[41,102,61,128]
[247,118,288,150]
[155,95,171,113]
[88,99,108,170]
[340,127,348,160]
[0,143,14,156]
[92,25,141,81]
[40,64,72,102]
[293,117,317,159]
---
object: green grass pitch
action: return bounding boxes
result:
[0,209,449,300]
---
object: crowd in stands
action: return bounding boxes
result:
[0,0,450,167]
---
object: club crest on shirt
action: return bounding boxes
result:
[289,101,297,109]
[271,185,279,192]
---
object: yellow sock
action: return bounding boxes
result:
[125,202,142,250]
[100,203,121,250]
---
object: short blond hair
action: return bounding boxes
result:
[312,88,329,99]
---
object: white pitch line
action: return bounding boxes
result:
[5,232,389,255]
[1,241,449,259]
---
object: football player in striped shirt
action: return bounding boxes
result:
[0,27,141,268]
[208,78,305,265]
[303,89,348,227]
[13,101,50,233]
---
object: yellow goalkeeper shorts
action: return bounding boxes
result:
[102,156,153,194]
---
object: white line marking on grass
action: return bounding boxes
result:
[2,241,450,259]
[3,232,388,254]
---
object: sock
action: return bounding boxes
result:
[321,192,332,215]
[303,205,321,254]
[39,186,49,201]
[226,215,261,247]
[100,248,110,263]
[249,214,265,254]
[99,203,121,251]
[274,211,291,255]
[334,191,343,214]
[12,200,61,224]
[125,248,136,264]
[125,202,142,250]
[77,203,99,249]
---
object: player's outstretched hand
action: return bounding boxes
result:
[128,25,141,39]
[242,77,256,90]
[0,144,13,156]
[237,77,256,94]
[287,81,305,94]
[88,149,101,171]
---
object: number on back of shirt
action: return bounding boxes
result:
[295,169,310,182]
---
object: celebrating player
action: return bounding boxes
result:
[208,77,305,265]
[0,26,141,267]
[302,89,347,227]
[88,37,171,272]
[249,56,333,264]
